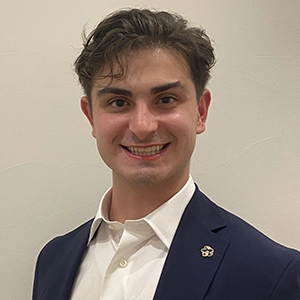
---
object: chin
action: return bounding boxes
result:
[122,170,167,187]
[128,175,161,187]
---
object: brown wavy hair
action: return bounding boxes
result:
[74,8,215,106]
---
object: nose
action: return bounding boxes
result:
[128,103,159,141]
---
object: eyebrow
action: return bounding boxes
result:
[96,81,187,98]
[150,81,187,94]
[96,87,132,98]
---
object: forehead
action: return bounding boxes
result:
[92,48,193,90]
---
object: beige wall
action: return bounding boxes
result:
[1,0,299,298]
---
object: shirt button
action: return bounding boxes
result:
[118,258,128,268]
[108,224,115,230]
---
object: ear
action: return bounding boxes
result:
[196,89,211,134]
[81,96,96,138]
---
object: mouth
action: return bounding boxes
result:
[122,144,169,156]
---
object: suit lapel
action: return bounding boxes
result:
[154,188,229,300]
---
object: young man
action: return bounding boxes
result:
[33,9,300,300]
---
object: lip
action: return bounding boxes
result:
[121,143,169,159]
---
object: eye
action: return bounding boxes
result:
[158,96,176,104]
[109,99,128,108]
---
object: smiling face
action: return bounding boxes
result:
[81,48,211,190]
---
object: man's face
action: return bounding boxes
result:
[81,48,210,188]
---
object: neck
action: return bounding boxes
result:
[109,173,189,223]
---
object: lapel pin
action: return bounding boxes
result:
[201,245,214,258]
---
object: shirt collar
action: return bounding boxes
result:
[88,187,112,243]
[87,175,195,247]
[144,175,195,248]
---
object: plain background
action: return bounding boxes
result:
[1,0,299,299]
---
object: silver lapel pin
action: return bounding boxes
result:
[201,245,214,258]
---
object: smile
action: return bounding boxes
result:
[124,144,168,156]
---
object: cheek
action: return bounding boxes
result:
[166,110,199,133]
[94,115,128,145]
[92,117,113,148]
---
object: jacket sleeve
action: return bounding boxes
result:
[271,252,300,299]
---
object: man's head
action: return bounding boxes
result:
[75,8,215,107]
[77,9,214,190]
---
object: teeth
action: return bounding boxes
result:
[127,145,165,156]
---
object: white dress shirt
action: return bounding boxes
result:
[71,176,195,300]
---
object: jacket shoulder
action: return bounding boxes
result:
[33,219,94,300]
[34,218,93,283]
[38,218,93,260]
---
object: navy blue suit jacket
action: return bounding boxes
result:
[33,187,300,299]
